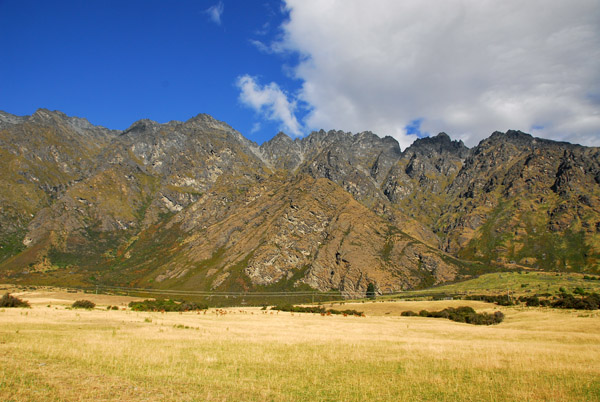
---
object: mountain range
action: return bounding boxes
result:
[1,109,599,297]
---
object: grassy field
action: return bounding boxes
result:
[381,271,600,300]
[1,289,599,401]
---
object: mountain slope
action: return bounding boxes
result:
[0,109,116,262]
[0,110,598,298]
[440,131,600,270]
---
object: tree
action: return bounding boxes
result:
[366,283,376,300]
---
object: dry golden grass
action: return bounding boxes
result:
[0,293,599,401]
[6,287,143,307]
[332,299,498,316]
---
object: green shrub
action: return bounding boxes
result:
[273,304,325,314]
[72,300,95,309]
[0,293,30,308]
[464,294,514,306]
[179,301,208,311]
[272,304,364,317]
[552,293,599,310]
[405,306,504,325]
[518,296,541,307]
[128,299,208,312]
[328,308,364,316]
[366,283,376,300]
[432,293,453,301]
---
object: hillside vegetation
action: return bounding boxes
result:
[390,271,600,299]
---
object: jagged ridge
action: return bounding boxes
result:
[0,109,598,298]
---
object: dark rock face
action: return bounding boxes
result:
[385,132,468,197]
[1,110,599,297]
[299,131,401,206]
[258,132,304,171]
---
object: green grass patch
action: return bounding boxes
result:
[380,271,600,300]
[0,229,27,263]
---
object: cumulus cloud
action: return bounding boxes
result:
[271,0,600,148]
[206,1,224,25]
[236,75,303,136]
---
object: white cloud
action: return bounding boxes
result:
[236,75,302,136]
[270,0,600,148]
[250,122,262,134]
[206,1,224,25]
[249,39,273,54]
[255,22,271,36]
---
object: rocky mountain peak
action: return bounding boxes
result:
[31,108,68,121]
[486,129,535,147]
[272,131,293,143]
[259,131,303,171]
[355,130,378,141]
[0,111,26,126]
[302,129,348,147]
[265,131,294,147]
[480,130,583,156]
[121,119,161,136]
[22,108,114,139]
[186,113,258,148]
[403,132,469,158]
[186,113,233,131]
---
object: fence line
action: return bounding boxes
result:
[65,284,471,300]
[90,284,342,299]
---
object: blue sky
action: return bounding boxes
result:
[0,0,302,144]
[1,1,599,148]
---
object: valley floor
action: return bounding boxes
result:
[1,291,599,401]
